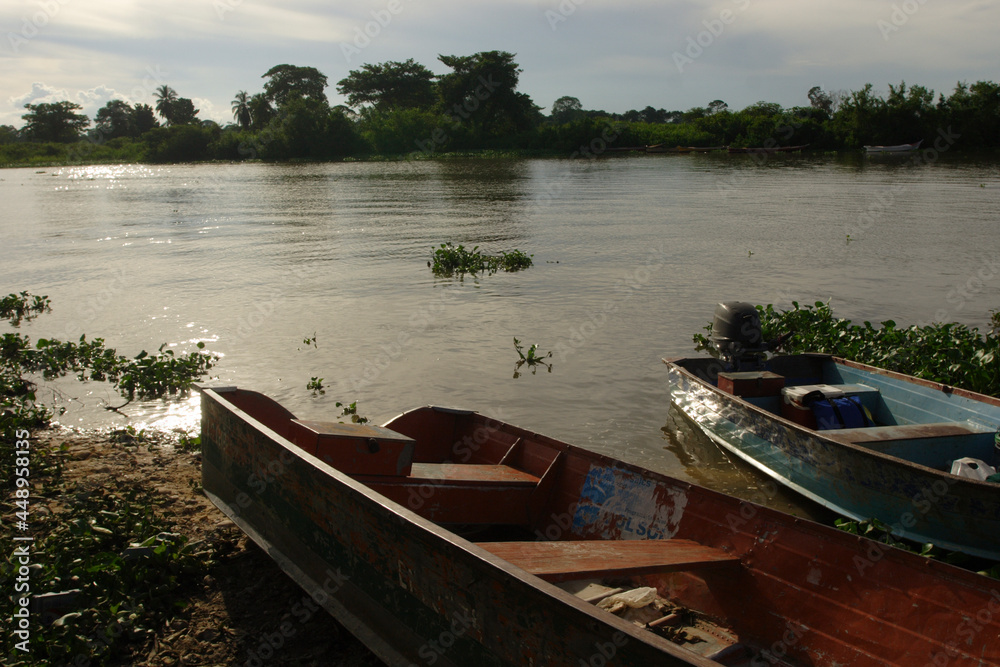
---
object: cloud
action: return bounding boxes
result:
[7,81,132,124]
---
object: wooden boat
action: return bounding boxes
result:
[864,140,923,153]
[200,384,1000,666]
[727,144,808,154]
[666,304,1000,560]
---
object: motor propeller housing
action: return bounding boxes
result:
[710,301,768,370]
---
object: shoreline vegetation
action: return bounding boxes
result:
[3,54,1000,168]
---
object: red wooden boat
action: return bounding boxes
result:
[199,385,1000,666]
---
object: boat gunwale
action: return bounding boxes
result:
[663,356,1000,490]
[197,385,720,664]
[833,355,1000,409]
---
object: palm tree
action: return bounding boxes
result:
[154,85,178,125]
[231,91,252,129]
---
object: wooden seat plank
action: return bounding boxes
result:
[826,421,991,444]
[407,463,540,486]
[476,539,739,582]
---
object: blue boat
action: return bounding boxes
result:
[665,303,1000,560]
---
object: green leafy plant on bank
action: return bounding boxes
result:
[429,242,533,277]
[0,292,219,663]
[693,301,1000,397]
[1,292,217,481]
[0,462,217,664]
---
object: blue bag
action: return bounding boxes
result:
[811,395,868,430]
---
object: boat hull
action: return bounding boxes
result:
[201,385,1000,666]
[666,355,1000,559]
[200,388,702,666]
[864,140,923,153]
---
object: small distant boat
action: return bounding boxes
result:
[864,140,923,153]
[667,301,1000,560]
[200,384,1000,666]
[646,144,726,154]
[727,144,808,154]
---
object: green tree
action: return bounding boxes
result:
[884,81,936,142]
[248,93,275,130]
[170,98,200,125]
[262,64,328,108]
[436,51,541,142]
[940,80,1000,148]
[94,99,136,139]
[337,59,436,111]
[232,90,252,128]
[808,86,834,115]
[831,83,885,146]
[359,107,443,155]
[707,99,728,114]
[0,125,20,143]
[133,103,160,134]
[21,101,90,143]
[143,124,215,162]
[154,85,178,125]
[550,96,584,124]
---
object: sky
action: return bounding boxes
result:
[2,0,998,129]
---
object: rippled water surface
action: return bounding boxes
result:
[3,155,998,513]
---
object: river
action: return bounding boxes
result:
[3,152,998,513]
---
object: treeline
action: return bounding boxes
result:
[2,52,1000,166]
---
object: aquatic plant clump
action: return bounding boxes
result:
[429,242,533,277]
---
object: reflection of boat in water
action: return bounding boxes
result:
[202,384,1000,666]
[727,144,808,154]
[864,140,923,153]
[666,301,1000,560]
[661,402,836,521]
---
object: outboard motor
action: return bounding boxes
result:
[711,301,768,370]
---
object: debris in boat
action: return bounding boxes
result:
[596,586,658,614]
[593,587,705,646]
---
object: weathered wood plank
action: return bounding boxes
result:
[475,539,740,582]
[406,463,540,486]
[826,421,990,444]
